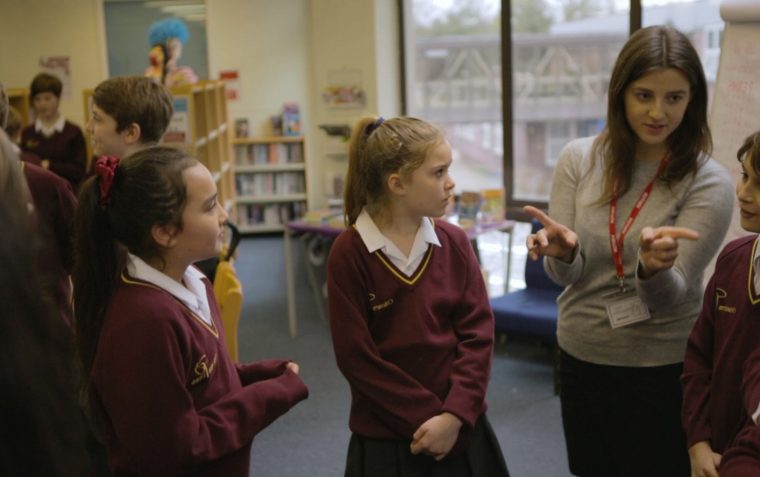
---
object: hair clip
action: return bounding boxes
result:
[94,156,121,205]
[364,116,385,137]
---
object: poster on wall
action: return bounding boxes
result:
[163,96,190,144]
[39,56,71,99]
[322,68,366,109]
[219,70,240,101]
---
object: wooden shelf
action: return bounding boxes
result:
[234,136,308,233]
[235,163,305,173]
[238,224,285,234]
[232,135,304,145]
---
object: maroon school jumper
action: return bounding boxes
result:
[20,120,86,190]
[327,218,493,442]
[721,423,760,476]
[91,271,308,476]
[682,235,760,453]
[21,161,76,326]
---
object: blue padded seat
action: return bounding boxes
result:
[491,220,563,344]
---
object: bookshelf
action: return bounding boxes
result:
[7,88,31,126]
[232,136,308,233]
[166,81,236,222]
[82,80,237,221]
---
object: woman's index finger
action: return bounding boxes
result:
[523,205,555,227]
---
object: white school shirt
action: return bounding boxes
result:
[354,208,441,277]
[34,115,65,138]
[126,253,213,325]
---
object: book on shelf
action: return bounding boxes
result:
[457,191,482,229]
[234,118,250,138]
[238,201,308,228]
[480,188,505,223]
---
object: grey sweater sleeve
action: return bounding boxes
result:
[544,139,590,285]
[635,159,735,309]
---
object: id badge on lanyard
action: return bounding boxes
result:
[605,155,668,329]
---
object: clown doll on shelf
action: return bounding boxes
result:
[144,18,198,88]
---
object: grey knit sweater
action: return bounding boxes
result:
[545,136,734,366]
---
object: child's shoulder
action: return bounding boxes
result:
[63,120,85,135]
[112,275,187,318]
[432,218,470,248]
[718,235,758,263]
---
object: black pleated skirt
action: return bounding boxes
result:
[344,415,509,477]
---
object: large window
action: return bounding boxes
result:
[403,0,503,193]
[403,0,722,216]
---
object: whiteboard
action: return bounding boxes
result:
[710,0,760,248]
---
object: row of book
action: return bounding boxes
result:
[236,172,305,196]
[237,201,308,227]
[235,143,303,166]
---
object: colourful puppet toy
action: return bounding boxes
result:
[144,18,198,88]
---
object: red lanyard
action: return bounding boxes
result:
[608,156,669,289]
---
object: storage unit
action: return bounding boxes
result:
[7,87,31,127]
[166,80,236,222]
[233,136,308,233]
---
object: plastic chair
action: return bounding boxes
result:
[490,219,563,344]
[210,222,244,362]
[214,260,243,362]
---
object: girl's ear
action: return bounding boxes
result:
[151,223,178,248]
[387,172,406,196]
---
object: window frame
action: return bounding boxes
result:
[399,0,645,221]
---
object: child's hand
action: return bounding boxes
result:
[688,441,720,477]
[410,412,462,461]
[285,362,300,375]
[524,206,578,263]
[638,226,699,279]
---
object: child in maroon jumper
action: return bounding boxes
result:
[1,84,77,326]
[327,115,509,476]
[73,147,308,476]
[20,72,86,190]
[682,130,760,477]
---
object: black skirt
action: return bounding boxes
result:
[344,415,509,477]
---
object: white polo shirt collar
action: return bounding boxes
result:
[126,253,213,325]
[355,208,440,277]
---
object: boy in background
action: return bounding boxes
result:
[86,76,173,160]
[20,72,87,190]
[682,130,760,477]
[5,106,42,165]
[1,82,77,327]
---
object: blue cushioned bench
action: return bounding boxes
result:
[490,220,563,345]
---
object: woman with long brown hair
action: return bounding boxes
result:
[525,26,734,476]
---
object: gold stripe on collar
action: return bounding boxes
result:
[373,244,434,286]
[749,238,760,306]
[121,273,220,338]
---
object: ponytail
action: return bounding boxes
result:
[343,115,444,226]
[72,174,123,398]
[344,116,381,225]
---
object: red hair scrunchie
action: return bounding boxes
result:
[94,156,120,205]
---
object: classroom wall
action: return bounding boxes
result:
[0,0,401,211]
[0,0,108,128]
[307,0,401,208]
[206,0,310,137]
